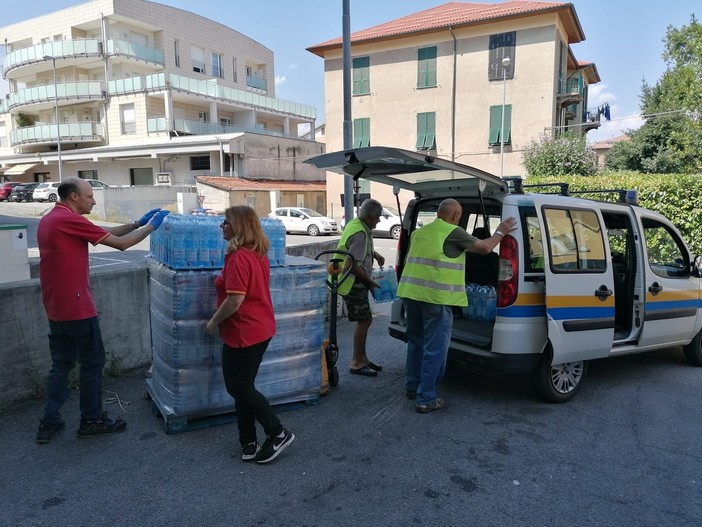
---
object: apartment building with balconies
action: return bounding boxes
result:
[0,0,322,187]
[307,0,601,216]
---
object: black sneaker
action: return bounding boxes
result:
[77,411,127,437]
[416,398,447,414]
[255,429,295,464]
[36,418,65,444]
[241,442,260,462]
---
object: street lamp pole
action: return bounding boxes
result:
[499,56,510,179]
[43,55,62,181]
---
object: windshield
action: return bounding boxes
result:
[300,208,323,217]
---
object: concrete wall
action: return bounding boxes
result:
[0,264,151,409]
[0,239,336,409]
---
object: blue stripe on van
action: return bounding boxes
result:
[548,306,615,320]
[497,305,546,318]
[645,299,699,312]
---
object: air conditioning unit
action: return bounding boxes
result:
[155,172,172,186]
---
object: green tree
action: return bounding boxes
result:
[606,15,702,174]
[521,132,597,177]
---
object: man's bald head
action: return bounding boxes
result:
[437,199,462,225]
[58,176,89,201]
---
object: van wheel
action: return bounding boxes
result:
[390,225,401,240]
[683,331,702,366]
[531,347,587,403]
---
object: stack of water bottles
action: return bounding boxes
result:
[464,283,497,321]
[146,213,326,421]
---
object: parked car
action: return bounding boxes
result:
[268,207,338,236]
[342,206,423,239]
[8,182,40,202]
[306,146,702,403]
[85,179,110,189]
[0,182,24,201]
[33,182,61,202]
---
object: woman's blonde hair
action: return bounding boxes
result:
[224,206,269,257]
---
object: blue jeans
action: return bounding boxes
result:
[404,299,453,405]
[41,317,106,423]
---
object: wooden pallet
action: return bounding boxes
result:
[145,379,320,434]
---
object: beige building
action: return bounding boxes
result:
[307,0,601,219]
[0,0,322,194]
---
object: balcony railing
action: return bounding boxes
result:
[106,39,164,65]
[147,117,285,138]
[246,75,267,91]
[168,73,315,119]
[7,82,104,111]
[2,39,102,77]
[108,73,167,95]
[10,121,104,146]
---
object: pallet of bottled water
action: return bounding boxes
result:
[463,283,497,321]
[149,213,286,269]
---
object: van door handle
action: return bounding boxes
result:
[595,285,613,300]
[648,282,663,296]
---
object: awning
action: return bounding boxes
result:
[4,163,39,176]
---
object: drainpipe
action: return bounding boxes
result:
[100,13,110,145]
[450,27,457,162]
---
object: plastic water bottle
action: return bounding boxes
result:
[485,286,496,321]
[170,215,186,269]
[475,285,487,320]
[260,217,286,267]
[195,216,209,268]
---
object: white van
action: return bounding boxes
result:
[307,146,702,402]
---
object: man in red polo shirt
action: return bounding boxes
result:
[36,176,169,444]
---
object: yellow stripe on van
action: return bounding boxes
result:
[645,289,699,302]
[547,295,615,308]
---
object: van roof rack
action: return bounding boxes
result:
[506,179,639,205]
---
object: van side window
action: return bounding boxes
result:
[641,218,688,278]
[543,208,606,272]
[521,207,544,273]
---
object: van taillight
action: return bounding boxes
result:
[497,234,518,307]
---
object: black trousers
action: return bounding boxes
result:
[221,338,283,445]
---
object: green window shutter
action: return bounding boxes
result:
[417,47,437,88]
[416,113,427,149]
[504,105,512,145]
[426,112,436,149]
[352,57,370,95]
[353,118,370,148]
[489,106,502,145]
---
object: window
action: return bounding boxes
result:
[211,52,223,78]
[120,103,136,134]
[522,207,544,273]
[219,117,231,126]
[416,112,436,150]
[0,123,6,147]
[191,46,205,74]
[352,56,370,95]
[353,118,370,148]
[488,32,516,81]
[198,112,208,122]
[232,58,238,82]
[174,40,180,67]
[489,105,512,146]
[78,170,98,179]
[417,46,437,88]
[642,218,689,278]
[544,208,606,272]
[190,156,210,171]
[275,209,287,217]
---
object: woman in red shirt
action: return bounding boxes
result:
[206,206,295,464]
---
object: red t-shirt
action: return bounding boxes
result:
[215,248,276,348]
[37,203,110,321]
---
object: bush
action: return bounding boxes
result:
[521,132,597,177]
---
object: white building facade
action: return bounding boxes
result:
[0,0,322,186]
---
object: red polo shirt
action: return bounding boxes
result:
[215,248,276,348]
[37,203,110,321]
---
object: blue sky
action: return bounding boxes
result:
[1,0,698,143]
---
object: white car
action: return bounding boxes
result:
[32,182,61,202]
[268,207,338,236]
[342,207,423,239]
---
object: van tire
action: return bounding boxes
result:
[683,331,702,366]
[531,346,587,403]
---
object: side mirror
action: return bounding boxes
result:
[692,255,702,278]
